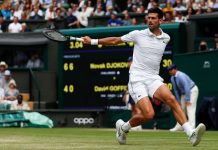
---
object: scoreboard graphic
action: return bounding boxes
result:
[60,40,173,109]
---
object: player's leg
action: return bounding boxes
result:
[153,84,205,146]
[154,84,188,126]
[170,95,186,131]
[187,86,199,129]
[115,80,154,144]
[129,97,154,127]
[130,104,143,131]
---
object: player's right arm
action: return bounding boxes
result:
[82,36,123,45]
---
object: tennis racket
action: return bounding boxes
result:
[42,29,84,42]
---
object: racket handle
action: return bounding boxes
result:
[70,37,84,42]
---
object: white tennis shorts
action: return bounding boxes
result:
[128,73,164,103]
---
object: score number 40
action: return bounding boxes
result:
[64,85,74,93]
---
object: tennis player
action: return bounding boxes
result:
[81,7,205,146]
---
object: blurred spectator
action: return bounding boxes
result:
[26,52,44,68]
[4,80,19,102]
[71,3,80,19]
[1,4,12,20]
[8,16,22,33]
[10,94,30,111]
[174,11,187,22]
[78,3,93,28]
[199,40,208,51]
[21,23,31,32]
[206,7,213,13]
[94,0,106,12]
[163,11,174,23]
[125,0,134,12]
[32,0,43,8]
[212,0,218,8]
[105,5,117,16]
[131,17,138,25]
[200,0,208,10]
[122,12,132,26]
[162,0,174,13]
[147,0,156,10]
[1,70,16,91]
[0,61,8,83]
[65,8,78,28]
[21,6,31,20]
[107,13,123,27]
[12,4,22,20]
[0,87,4,102]
[44,5,55,20]
[174,0,187,11]
[93,4,105,16]
[106,0,121,13]
[30,5,44,20]
[55,8,65,20]
[136,5,146,13]
[0,16,8,33]
[186,7,195,20]
[195,7,204,15]
[42,0,53,9]
[141,15,147,25]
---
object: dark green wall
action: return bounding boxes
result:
[174,50,218,112]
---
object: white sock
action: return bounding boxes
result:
[182,122,193,136]
[121,121,132,132]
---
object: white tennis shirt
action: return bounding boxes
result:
[121,28,170,76]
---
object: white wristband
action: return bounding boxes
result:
[91,39,98,45]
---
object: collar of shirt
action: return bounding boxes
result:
[174,70,180,77]
[146,28,164,38]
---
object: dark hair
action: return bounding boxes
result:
[148,8,164,19]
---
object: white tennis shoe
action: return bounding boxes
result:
[188,123,206,146]
[116,119,127,145]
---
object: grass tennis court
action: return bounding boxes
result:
[0,128,217,150]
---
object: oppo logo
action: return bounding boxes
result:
[73,117,94,125]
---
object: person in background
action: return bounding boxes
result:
[0,16,8,33]
[199,40,208,51]
[26,52,44,68]
[0,61,8,82]
[10,94,30,111]
[21,23,31,32]
[168,64,199,131]
[29,5,44,20]
[107,13,123,27]
[1,4,12,20]
[8,16,22,33]
[93,4,105,16]
[122,12,132,26]
[1,70,16,92]
[65,8,78,29]
[4,80,19,102]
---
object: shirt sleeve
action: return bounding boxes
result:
[121,30,139,43]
